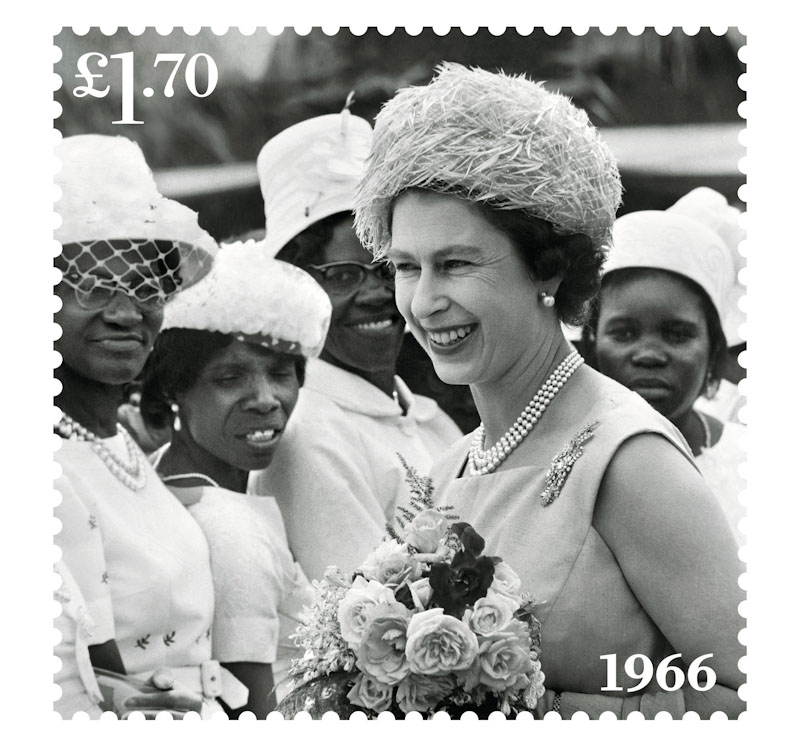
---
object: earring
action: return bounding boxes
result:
[703,374,720,400]
[170,402,181,432]
[539,291,556,308]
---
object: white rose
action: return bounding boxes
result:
[490,561,523,600]
[337,576,396,648]
[358,540,422,587]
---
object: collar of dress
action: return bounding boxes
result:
[304,358,439,422]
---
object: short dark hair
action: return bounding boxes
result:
[276,211,353,268]
[582,267,728,389]
[475,203,603,327]
[140,328,306,431]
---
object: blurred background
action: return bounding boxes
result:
[55,28,746,431]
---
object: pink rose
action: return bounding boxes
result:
[357,601,412,685]
[466,590,520,636]
[358,541,422,588]
[405,608,479,675]
[346,672,394,713]
[396,673,457,714]
[490,561,522,600]
[404,509,448,554]
[475,619,534,691]
[338,576,397,648]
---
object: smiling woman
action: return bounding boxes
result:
[139,241,332,717]
[53,135,234,718]
[248,106,462,583]
[353,63,745,718]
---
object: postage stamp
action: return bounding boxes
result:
[9,2,795,740]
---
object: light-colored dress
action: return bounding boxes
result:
[167,485,314,702]
[249,358,462,580]
[430,371,738,717]
[54,435,225,714]
[696,420,746,545]
[54,560,104,718]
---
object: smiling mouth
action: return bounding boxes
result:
[349,318,398,333]
[243,429,279,445]
[427,325,476,347]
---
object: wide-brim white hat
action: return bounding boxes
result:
[605,209,735,333]
[257,110,373,258]
[55,134,217,292]
[163,239,332,359]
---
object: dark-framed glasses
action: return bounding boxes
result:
[61,272,168,312]
[307,261,395,296]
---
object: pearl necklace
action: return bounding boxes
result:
[55,413,147,491]
[468,351,584,476]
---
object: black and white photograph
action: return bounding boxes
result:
[7,7,793,735]
[47,25,750,722]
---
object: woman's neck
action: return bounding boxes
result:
[158,434,248,493]
[674,407,721,457]
[471,333,574,445]
[55,367,124,438]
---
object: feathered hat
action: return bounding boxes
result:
[162,240,332,359]
[354,63,623,258]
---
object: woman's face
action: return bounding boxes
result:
[388,191,553,387]
[175,340,300,473]
[312,218,405,376]
[54,282,163,386]
[593,271,712,422]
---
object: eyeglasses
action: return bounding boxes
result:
[307,261,395,296]
[61,274,167,312]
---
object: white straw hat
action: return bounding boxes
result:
[257,107,373,258]
[162,239,332,359]
[55,134,217,295]
[667,187,745,346]
[605,208,735,331]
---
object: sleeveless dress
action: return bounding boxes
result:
[430,372,722,716]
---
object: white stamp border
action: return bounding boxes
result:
[8,1,793,740]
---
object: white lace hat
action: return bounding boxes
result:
[55,135,218,296]
[257,107,373,257]
[162,240,332,359]
[605,204,736,334]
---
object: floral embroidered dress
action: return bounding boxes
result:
[430,369,737,717]
[165,484,315,702]
[54,437,215,680]
[54,560,104,718]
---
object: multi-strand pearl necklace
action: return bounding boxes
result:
[55,413,147,491]
[468,350,584,476]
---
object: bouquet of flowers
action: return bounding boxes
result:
[277,458,546,718]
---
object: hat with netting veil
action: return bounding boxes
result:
[605,206,736,327]
[55,134,218,305]
[354,62,623,258]
[258,99,373,257]
[162,240,332,359]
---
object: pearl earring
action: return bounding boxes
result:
[539,291,556,308]
[170,402,181,432]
